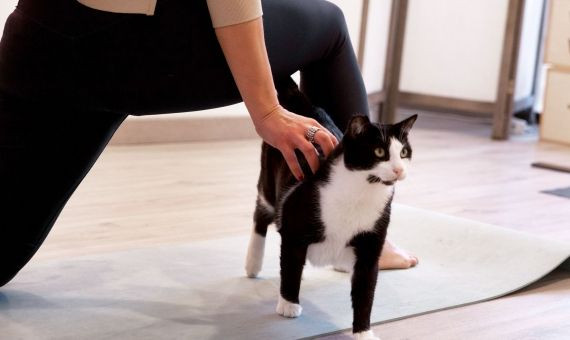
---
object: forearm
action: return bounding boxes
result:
[213,17,280,125]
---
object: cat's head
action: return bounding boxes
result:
[342,114,417,185]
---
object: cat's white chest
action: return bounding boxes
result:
[307,159,393,267]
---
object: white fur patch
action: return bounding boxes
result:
[354,329,381,340]
[245,230,266,278]
[332,246,356,273]
[307,156,393,267]
[276,295,302,318]
[258,193,275,215]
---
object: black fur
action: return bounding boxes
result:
[249,77,417,335]
[349,192,392,332]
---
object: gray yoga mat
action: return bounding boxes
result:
[1,204,569,340]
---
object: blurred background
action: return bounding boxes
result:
[0,0,566,145]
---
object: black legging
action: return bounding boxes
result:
[0,0,369,286]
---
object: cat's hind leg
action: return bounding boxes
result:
[245,195,274,278]
[276,241,307,318]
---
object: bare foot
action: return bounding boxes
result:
[378,239,419,270]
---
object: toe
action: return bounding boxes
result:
[400,257,413,268]
[409,255,419,266]
[378,253,419,269]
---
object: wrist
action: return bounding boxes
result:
[259,103,282,122]
[250,102,282,126]
[243,90,280,119]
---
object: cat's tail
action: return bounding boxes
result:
[275,77,343,141]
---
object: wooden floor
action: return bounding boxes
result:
[32,111,570,339]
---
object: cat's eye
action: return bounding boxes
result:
[374,148,385,158]
[401,148,409,158]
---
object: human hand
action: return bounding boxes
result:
[253,104,339,180]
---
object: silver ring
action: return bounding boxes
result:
[305,126,320,143]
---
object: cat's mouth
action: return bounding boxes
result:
[367,175,395,186]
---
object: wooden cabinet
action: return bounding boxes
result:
[544,0,570,67]
[541,0,570,145]
[541,69,570,144]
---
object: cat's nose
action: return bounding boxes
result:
[393,167,403,176]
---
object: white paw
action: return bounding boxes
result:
[245,232,265,278]
[245,256,262,278]
[353,330,380,340]
[276,295,302,318]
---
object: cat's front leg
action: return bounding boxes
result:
[351,243,382,339]
[276,241,308,318]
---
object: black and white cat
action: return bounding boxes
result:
[245,78,417,340]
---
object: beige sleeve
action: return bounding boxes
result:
[206,0,263,28]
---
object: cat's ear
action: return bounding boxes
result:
[395,114,418,135]
[346,115,371,138]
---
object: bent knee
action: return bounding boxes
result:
[322,1,347,23]
[318,0,349,37]
[268,0,349,38]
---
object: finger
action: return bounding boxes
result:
[313,130,335,157]
[311,122,339,147]
[281,147,305,181]
[330,134,339,146]
[297,139,320,174]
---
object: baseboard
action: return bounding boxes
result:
[109,112,258,145]
[398,92,496,116]
[112,91,495,146]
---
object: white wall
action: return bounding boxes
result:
[0,1,17,39]
[514,0,544,101]
[399,0,509,102]
[361,0,392,93]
